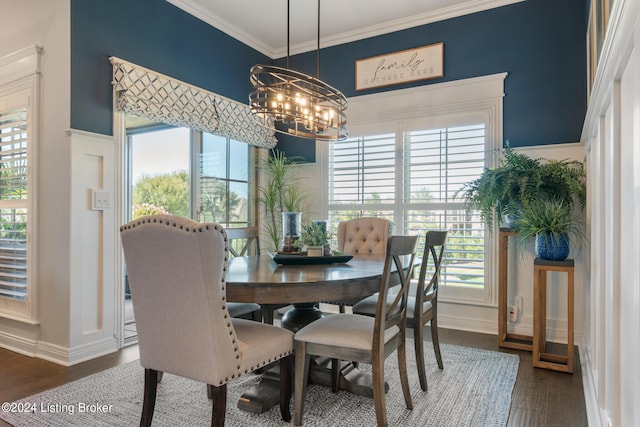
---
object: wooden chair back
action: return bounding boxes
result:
[416,231,448,310]
[225,226,261,257]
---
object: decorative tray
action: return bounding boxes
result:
[270,251,353,265]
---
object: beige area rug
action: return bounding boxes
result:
[1,343,518,426]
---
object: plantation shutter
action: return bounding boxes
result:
[404,124,486,287]
[0,106,28,300]
[329,134,396,205]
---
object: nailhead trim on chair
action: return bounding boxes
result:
[122,215,295,385]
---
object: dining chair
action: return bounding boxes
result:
[325,217,392,313]
[225,227,262,321]
[225,226,287,324]
[294,235,419,427]
[353,230,448,391]
[120,215,294,427]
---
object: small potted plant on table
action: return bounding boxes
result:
[297,222,330,256]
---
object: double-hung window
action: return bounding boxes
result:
[0,46,40,322]
[325,74,505,304]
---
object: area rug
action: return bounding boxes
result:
[1,343,518,426]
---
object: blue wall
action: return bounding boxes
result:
[71,0,586,160]
[277,0,587,160]
[70,0,270,136]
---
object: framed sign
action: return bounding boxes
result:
[355,42,444,91]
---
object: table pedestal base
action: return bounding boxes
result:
[281,303,324,332]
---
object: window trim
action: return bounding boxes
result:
[319,73,506,307]
[0,46,41,323]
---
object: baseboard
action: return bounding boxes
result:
[0,329,38,357]
[66,337,119,366]
[579,343,607,427]
[439,312,496,334]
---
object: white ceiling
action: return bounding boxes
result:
[167,0,524,59]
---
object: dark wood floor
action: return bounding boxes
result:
[0,328,587,427]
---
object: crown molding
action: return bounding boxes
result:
[168,0,525,59]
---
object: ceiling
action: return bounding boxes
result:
[167,0,523,59]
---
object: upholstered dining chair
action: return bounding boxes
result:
[294,235,419,427]
[326,217,392,313]
[120,215,294,427]
[353,230,448,391]
[225,227,262,321]
[225,226,287,324]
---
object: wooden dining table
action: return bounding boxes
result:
[226,253,407,414]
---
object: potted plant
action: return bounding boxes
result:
[297,222,331,256]
[513,196,586,260]
[456,145,586,231]
[257,150,306,251]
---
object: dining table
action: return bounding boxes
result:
[226,253,411,414]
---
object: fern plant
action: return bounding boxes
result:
[456,145,586,231]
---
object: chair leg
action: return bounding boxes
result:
[141,368,158,427]
[331,359,340,393]
[397,334,413,411]
[430,312,443,370]
[413,319,428,392]
[294,341,311,426]
[372,351,388,427]
[208,383,227,427]
[261,305,274,325]
[279,355,292,422]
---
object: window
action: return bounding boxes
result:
[198,133,250,227]
[0,46,40,322]
[0,106,28,303]
[126,123,252,228]
[324,74,506,304]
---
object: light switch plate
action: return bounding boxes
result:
[91,189,110,210]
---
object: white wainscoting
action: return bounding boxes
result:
[67,129,118,365]
[580,1,640,425]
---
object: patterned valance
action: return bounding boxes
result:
[110,57,277,149]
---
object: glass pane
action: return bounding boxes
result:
[202,133,227,180]
[229,139,248,181]
[130,127,190,219]
[229,181,248,223]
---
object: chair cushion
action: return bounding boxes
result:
[352,294,432,320]
[233,319,294,374]
[294,313,399,351]
[227,302,261,318]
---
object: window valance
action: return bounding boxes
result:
[110,57,277,149]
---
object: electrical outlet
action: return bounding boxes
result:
[508,305,517,322]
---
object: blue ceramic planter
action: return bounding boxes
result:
[535,233,570,261]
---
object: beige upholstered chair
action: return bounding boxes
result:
[328,217,392,313]
[294,235,419,427]
[120,215,294,427]
[225,226,287,324]
[353,230,448,391]
[225,227,262,321]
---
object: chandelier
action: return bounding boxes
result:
[249,0,348,141]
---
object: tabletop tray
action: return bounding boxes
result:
[270,252,353,265]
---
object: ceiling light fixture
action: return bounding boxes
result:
[249,0,348,141]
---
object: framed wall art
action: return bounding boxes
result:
[355,42,444,91]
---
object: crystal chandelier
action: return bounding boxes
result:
[249,0,348,141]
